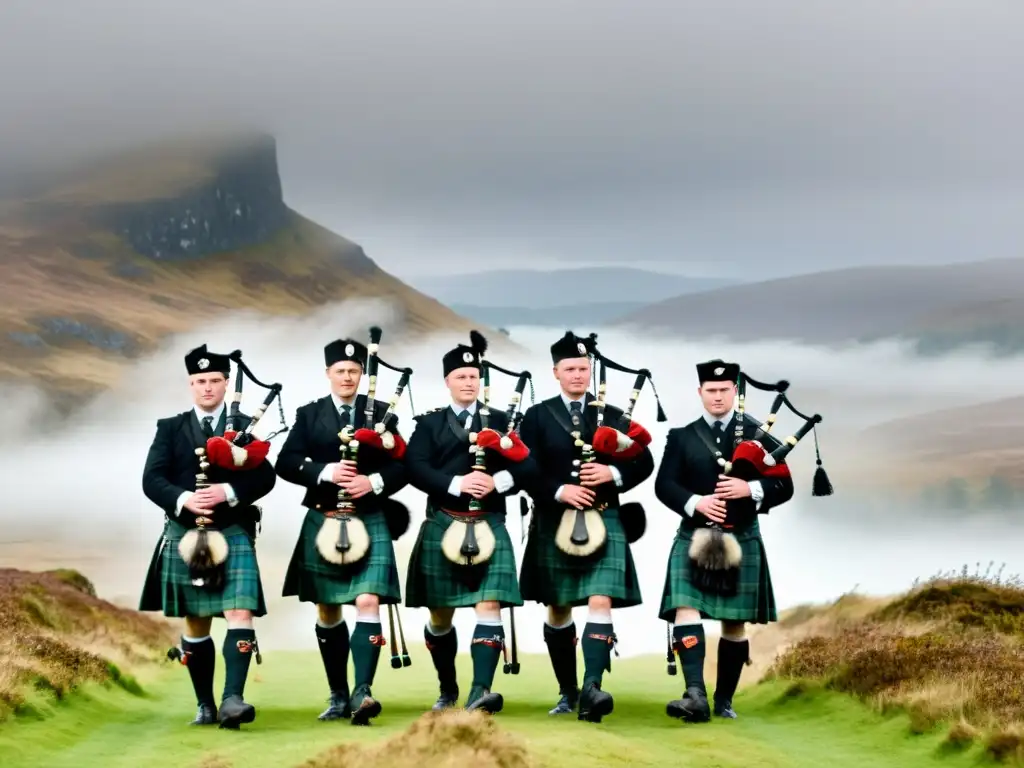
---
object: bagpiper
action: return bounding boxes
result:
[404,330,539,714]
[655,359,830,722]
[517,331,657,722]
[140,344,280,729]
[275,329,413,725]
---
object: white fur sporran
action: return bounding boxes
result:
[316,514,370,565]
[441,518,496,566]
[688,527,743,569]
[178,527,230,587]
[554,508,607,557]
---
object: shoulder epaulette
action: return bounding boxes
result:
[413,406,445,421]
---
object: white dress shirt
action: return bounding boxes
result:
[317,393,385,494]
[553,391,624,503]
[681,408,764,517]
[174,402,240,516]
[446,400,516,496]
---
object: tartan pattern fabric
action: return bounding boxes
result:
[658,520,777,623]
[404,504,522,608]
[139,519,266,618]
[519,506,643,609]
[281,508,402,605]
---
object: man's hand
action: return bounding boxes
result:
[183,495,214,515]
[341,474,373,499]
[579,462,613,487]
[192,485,227,510]
[332,460,358,484]
[561,485,597,510]
[695,495,727,523]
[715,475,752,500]
[461,471,495,499]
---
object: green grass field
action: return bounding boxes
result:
[0,639,1002,768]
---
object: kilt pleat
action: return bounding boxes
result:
[518,506,642,609]
[404,505,522,608]
[658,522,776,623]
[138,519,267,618]
[281,508,401,605]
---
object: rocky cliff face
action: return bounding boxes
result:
[97,134,289,260]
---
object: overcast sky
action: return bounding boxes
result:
[2,0,1022,280]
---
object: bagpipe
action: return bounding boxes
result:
[179,349,288,592]
[316,326,415,568]
[687,371,832,597]
[553,334,666,558]
[441,330,534,567]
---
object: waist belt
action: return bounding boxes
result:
[440,508,487,519]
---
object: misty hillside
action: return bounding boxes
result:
[614,259,1024,352]
[856,394,1024,493]
[0,132,480,409]
[449,300,646,329]
[411,268,739,312]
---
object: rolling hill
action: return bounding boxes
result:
[0,131,483,411]
[410,268,740,328]
[613,259,1024,351]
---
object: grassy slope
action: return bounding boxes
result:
[3,567,1022,766]
[0,648,994,768]
[0,135,483,405]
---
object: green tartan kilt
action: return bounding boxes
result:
[519,506,643,609]
[404,505,522,609]
[281,508,401,605]
[138,519,267,618]
[658,522,777,624]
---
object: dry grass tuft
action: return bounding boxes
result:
[767,564,1024,759]
[299,709,534,768]
[0,567,176,721]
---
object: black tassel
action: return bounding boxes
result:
[655,400,667,423]
[646,373,668,422]
[811,425,833,496]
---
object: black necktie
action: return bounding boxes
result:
[201,415,214,437]
[338,405,351,428]
[457,409,470,424]
[569,401,583,426]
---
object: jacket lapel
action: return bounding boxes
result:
[317,396,342,440]
[446,406,471,442]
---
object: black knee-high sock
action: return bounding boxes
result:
[222,628,256,700]
[315,621,350,695]
[181,635,215,707]
[470,622,504,690]
[424,624,458,694]
[673,624,706,695]
[715,637,749,706]
[351,619,384,689]
[543,622,578,694]
[581,621,614,688]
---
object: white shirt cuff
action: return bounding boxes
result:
[448,475,463,496]
[749,480,764,511]
[608,465,623,486]
[318,463,337,484]
[175,491,193,516]
[554,484,565,502]
[683,494,701,517]
[493,470,514,494]
[222,484,238,507]
[369,473,384,495]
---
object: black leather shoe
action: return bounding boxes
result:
[432,688,460,711]
[666,686,711,723]
[317,690,351,721]
[189,703,217,725]
[349,684,382,726]
[548,687,579,715]
[577,682,613,723]
[714,699,738,718]
[218,694,256,729]
[465,685,503,714]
